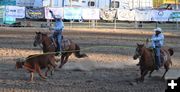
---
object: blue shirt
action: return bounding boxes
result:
[151,33,164,48]
[54,19,64,31]
[50,12,64,31]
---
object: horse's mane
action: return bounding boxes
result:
[40,32,48,36]
[41,33,47,36]
[146,48,153,52]
[36,32,48,36]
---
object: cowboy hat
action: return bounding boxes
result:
[55,15,62,19]
[154,27,162,32]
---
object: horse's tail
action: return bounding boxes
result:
[74,44,87,58]
[168,48,174,56]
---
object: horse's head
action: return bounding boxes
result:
[33,32,44,47]
[133,43,145,60]
[15,61,24,69]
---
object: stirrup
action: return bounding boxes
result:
[55,52,60,56]
[155,65,159,70]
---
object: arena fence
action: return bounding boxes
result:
[13,19,180,31]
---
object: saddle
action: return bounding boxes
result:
[148,48,167,67]
[51,37,71,51]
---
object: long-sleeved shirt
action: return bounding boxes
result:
[151,33,164,48]
[50,12,64,31]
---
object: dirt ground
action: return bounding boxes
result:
[0,27,180,92]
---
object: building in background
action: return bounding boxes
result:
[16,0,43,7]
[34,0,43,7]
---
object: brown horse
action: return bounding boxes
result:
[33,32,87,68]
[133,43,174,82]
[15,54,57,82]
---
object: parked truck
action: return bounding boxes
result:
[153,0,180,9]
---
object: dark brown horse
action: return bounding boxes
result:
[33,32,87,68]
[16,54,57,82]
[133,43,174,82]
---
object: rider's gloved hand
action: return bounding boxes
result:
[49,10,52,13]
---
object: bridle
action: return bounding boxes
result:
[134,46,144,59]
[34,32,56,50]
[34,33,43,49]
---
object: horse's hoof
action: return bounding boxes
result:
[41,76,47,80]
[135,78,144,83]
[27,80,34,83]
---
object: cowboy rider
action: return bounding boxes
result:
[49,10,64,54]
[151,27,164,70]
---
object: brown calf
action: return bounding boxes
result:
[16,54,57,82]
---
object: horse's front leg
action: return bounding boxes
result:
[29,72,34,82]
[148,69,154,77]
[59,55,70,68]
[137,69,148,82]
[59,55,65,68]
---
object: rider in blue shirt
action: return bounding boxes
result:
[151,27,164,70]
[49,10,64,54]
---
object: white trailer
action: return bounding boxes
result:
[108,0,153,9]
[47,0,153,9]
[43,0,110,8]
[128,0,153,9]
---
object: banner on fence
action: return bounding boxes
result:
[0,6,16,24]
[151,10,172,21]
[117,9,135,21]
[5,6,25,18]
[45,7,63,19]
[82,8,100,20]
[169,11,180,21]
[26,7,45,19]
[100,9,117,20]
[0,6,4,24]
[3,16,16,24]
[0,6,4,18]
[134,9,152,21]
[64,7,82,20]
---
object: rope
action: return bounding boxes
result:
[25,45,135,59]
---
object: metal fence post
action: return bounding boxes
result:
[135,21,138,28]
[176,20,179,30]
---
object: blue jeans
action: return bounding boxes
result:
[155,47,161,68]
[51,31,62,51]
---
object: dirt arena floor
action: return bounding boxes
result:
[0,27,180,92]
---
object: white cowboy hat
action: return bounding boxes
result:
[154,27,162,32]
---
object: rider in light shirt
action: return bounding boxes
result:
[49,10,64,54]
[151,27,164,70]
